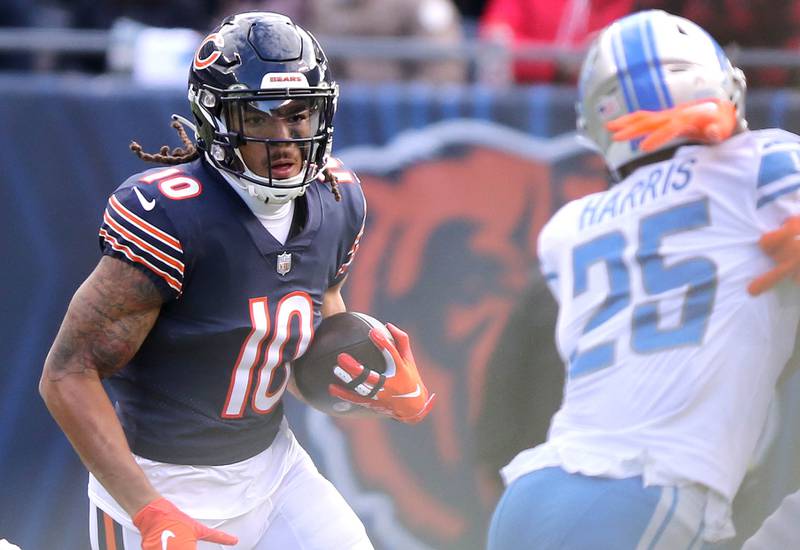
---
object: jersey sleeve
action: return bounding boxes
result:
[752,133,800,226]
[98,185,186,301]
[328,158,367,287]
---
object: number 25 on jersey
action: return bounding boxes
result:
[570,199,717,378]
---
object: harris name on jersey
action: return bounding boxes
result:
[579,157,697,231]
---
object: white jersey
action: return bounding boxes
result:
[503,129,800,538]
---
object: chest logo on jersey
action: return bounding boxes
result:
[277,252,292,275]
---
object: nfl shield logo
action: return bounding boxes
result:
[277,252,292,275]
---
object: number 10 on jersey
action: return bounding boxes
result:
[222,292,314,417]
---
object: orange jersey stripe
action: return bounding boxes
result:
[103,210,185,274]
[336,196,366,277]
[109,195,182,252]
[100,229,182,293]
[102,512,117,550]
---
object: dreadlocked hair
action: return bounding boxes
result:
[320,167,342,202]
[130,120,342,202]
[130,120,200,165]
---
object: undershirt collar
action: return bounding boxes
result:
[218,169,295,245]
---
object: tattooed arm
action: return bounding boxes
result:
[39,255,164,516]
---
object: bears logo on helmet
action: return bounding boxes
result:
[192,33,224,70]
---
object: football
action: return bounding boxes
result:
[292,311,393,416]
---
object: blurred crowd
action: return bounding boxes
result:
[2,0,799,86]
[479,0,800,86]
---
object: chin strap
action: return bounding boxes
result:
[211,153,304,205]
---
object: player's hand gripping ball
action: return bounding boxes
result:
[292,312,435,423]
[292,312,393,416]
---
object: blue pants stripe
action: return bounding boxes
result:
[487,467,714,550]
[648,486,678,550]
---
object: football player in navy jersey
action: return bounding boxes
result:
[39,12,434,550]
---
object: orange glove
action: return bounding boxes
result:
[748,216,800,296]
[133,498,238,550]
[606,98,737,152]
[329,323,436,424]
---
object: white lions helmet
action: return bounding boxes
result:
[577,10,747,177]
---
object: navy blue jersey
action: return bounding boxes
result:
[98,158,365,465]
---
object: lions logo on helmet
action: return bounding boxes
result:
[577,10,747,178]
[188,12,339,203]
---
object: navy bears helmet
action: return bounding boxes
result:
[188,12,339,203]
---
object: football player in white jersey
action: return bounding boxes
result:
[487,9,800,550]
